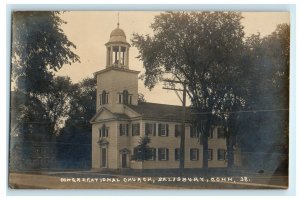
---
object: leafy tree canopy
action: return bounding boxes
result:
[11,11,80,93]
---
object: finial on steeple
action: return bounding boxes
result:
[117,12,120,28]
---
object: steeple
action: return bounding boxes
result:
[105,14,130,69]
[117,12,120,28]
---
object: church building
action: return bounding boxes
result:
[90,23,241,170]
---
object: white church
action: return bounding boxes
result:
[90,24,241,170]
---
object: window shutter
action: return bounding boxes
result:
[153,149,156,160]
[197,149,199,160]
[153,124,156,136]
[126,124,129,136]
[158,124,161,136]
[158,148,162,160]
[166,124,169,136]
[175,125,179,137]
[145,123,149,136]
[137,123,140,135]
[98,129,101,138]
[166,149,169,160]
[190,149,192,160]
[119,125,122,136]
[106,128,109,137]
[131,124,134,136]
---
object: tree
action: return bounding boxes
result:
[132,136,151,161]
[132,12,245,168]
[56,77,96,168]
[10,11,80,170]
[11,11,80,93]
[138,93,147,103]
[238,24,289,172]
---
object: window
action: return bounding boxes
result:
[175,148,180,161]
[217,149,227,160]
[217,127,225,138]
[146,148,156,161]
[208,149,213,160]
[158,148,169,161]
[100,90,108,105]
[99,125,109,137]
[132,147,142,161]
[158,124,169,136]
[190,148,199,161]
[145,123,156,136]
[118,93,123,104]
[123,90,129,104]
[132,123,140,136]
[119,91,132,105]
[190,126,197,138]
[119,124,129,136]
[175,125,182,137]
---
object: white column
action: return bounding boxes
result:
[118,46,121,67]
[126,47,129,68]
[109,46,113,66]
[124,47,127,67]
[106,47,109,67]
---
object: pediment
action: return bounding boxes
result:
[119,148,131,154]
[97,138,109,147]
[90,107,116,123]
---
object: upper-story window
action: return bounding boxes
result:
[123,90,129,104]
[190,126,197,138]
[119,124,129,136]
[118,90,133,105]
[99,90,108,105]
[132,123,140,136]
[99,124,109,137]
[145,123,156,136]
[175,124,182,137]
[158,124,169,136]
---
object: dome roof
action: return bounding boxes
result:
[108,27,127,43]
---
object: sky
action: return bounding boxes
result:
[56,11,290,106]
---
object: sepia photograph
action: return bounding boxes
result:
[8,10,289,189]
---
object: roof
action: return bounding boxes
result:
[128,102,192,122]
[93,66,140,77]
[110,27,126,38]
[114,113,131,120]
[108,27,128,43]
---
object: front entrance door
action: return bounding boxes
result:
[121,153,127,168]
[101,148,107,167]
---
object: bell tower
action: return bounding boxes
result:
[94,21,140,113]
[105,21,130,69]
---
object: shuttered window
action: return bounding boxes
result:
[158,124,169,136]
[158,148,169,161]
